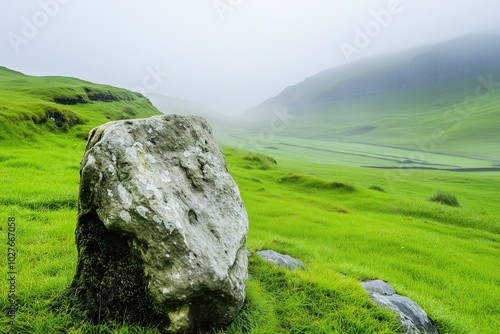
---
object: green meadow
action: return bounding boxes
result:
[1,68,499,333]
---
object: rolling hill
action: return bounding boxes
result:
[237,35,500,169]
[0,66,161,144]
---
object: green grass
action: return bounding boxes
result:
[2,145,499,333]
[225,149,499,334]
[1,67,499,333]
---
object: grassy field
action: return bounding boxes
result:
[1,143,499,333]
[1,68,499,333]
[228,133,499,169]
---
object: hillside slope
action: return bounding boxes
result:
[315,35,500,103]
[236,35,500,167]
[244,34,500,117]
[0,66,161,143]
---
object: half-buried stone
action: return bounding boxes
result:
[256,250,305,270]
[361,280,438,334]
[71,115,249,333]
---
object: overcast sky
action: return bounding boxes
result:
[1,0,500,115]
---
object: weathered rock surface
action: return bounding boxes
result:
[256,250,305,270]
[71,115,248,333]
[361,280,438,334]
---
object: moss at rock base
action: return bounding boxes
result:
[71,209,169,328]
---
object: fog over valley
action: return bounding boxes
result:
[2,0,500,115]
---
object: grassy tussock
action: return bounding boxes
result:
[278,174,356,193]
[242,153,278,170]
[428,191,460,207]
[368,185,386,193]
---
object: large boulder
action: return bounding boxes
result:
[71,115,249,333]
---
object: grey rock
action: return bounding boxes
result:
[256,250,305,270]
[72,115,248,333]
[361,280,438,334]
[361,279,396,296]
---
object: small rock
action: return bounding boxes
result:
[361,279,396,296]
[256,250,305,270]
[361,280,438,334]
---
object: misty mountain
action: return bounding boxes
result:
[243,34,500,120]
[235,34,500,161]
